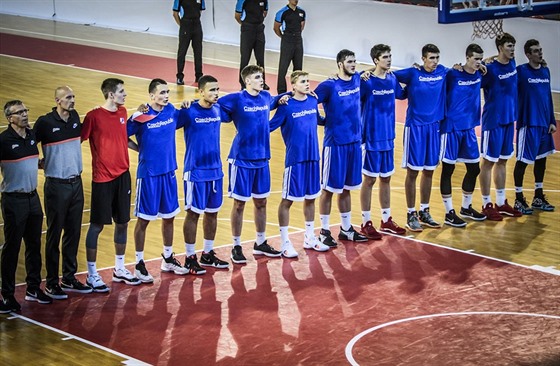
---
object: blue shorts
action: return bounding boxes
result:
[321,142,362,193]
[282,161,321,201]
[228,163,271,201]
[184,173,223,214]
[362,147,395,178]
[440,129,480,164]
[481,124,514,162]
[134,171,180,220]
[402,123,440,171]
[516,126,556,164]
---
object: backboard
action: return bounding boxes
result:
[438,0,560,23]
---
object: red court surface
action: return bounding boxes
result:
[10,230,560,365]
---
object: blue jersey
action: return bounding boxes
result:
[177,102,224,182]
[218,90,280,167]
[516,63,556,129]
[269,96,321,167]
[441,69,482,133]
[127,104,178,178]
[360,72,406,151]
[315,73,361,146]
[481,59,517,130]
[394,65,448,126]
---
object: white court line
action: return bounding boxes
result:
[5,313,150,366]
[345,311,560,366]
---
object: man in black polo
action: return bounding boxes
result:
[0,100,52,314]
[273,0,306,94]
[173,0,206,85]
[235,0,270,90]
[34,86,92,300]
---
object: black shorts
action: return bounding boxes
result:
[90,170,131,225]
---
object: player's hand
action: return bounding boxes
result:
[137,103,149,113]
[483,56,497,64]
[479,64,487,75]
[309,90,318,99]
[181,100,193,109]
[278,95,291,105]
[328,73,339,80]
[452,63,463,71]
[412,62,421,70]
[361,70,372,81]
[549,124,557,134]
[38,158,45,170]
[541,58,548,68]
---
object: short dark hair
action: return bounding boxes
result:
[524,39,540,54]
[422,44,440,57]
[4,100,23,118]
[495,32,516,50]
[336,49,355,64]
[370,44,391,63]
[148,78,167,94]
[101,78,124,99]
[466,43,484,57]
[198,75,218,90]
[241,65,264,83]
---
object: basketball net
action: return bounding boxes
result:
[472,18,504,39]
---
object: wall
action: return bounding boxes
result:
[1,0,559,89]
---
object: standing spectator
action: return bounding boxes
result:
[173,0,205,85]
[81,78,139,292]
[1,100,52,313]
[34,86,92,300]
[235,0,269,90]
[273,0,306,94]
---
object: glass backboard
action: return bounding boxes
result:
[439,0,560,23]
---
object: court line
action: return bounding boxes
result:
[5,313,151,366]
[345,311,560,366]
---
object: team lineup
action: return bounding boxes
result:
[0,30,556,313]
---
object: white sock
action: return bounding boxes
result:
[135,251,144,263]
[233,236,241,247]
[515,186,523,194]
[279,226,289,244]
[380,208,391,223]
[462,193,473,209]
[419,203,429,212]
[496,189,506,206]
[407,207,416,214]
[305,221,314,239]
[320,214,330,230]
[115,255,125,271]
[203,239,214,253]
[163,245,173,258]
[256,232,266,245]
[340,211,351,231]
[535,182,543,190]
[185,243,196,256]
[87,261,97,276]
[361,211,371,224]
[482,195,492,206]
[442,197,453,213]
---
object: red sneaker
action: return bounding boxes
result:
[379,217,407,235]
[496,199,522,217]
[482,203,503,221]
[360,220,382,240]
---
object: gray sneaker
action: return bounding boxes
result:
[406,212,423,232]
[418,208,442,228]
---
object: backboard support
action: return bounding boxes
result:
[438,0,560,23]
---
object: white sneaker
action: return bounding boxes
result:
[134,260,154,283]
[112,268,141,286]
[281,241,298,258]
[161,253,189,275]
[303,235,330,252]
[86,274,110,293]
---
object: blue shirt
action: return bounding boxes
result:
[269,96,321,167]
[441,69,482,133]
[127,104,179,178]
[516,63,556,129]
[315,73,362,146]
[394,65,448,126]
[360,72,406,151]
[481,59,518,130]
[177,103,224,182]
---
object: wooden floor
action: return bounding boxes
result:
[0,13,559,365]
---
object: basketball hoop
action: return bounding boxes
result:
[471,18,504,39]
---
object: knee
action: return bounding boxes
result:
[441,163,455,179]
[114,223,128,245]
[466,163,480,177]
[233,200,246,212]
[253,198,267,210]
[85,224,103,249]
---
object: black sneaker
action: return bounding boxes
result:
[418,208,442,228]
[25,289,53,304]
[532,195,555,211]
[184,254,207,275]
[338,226,368,242]
[177,78,184,85]
[253,240,282,257]
[459,205,487,221]
[61,279,93,294]
[200,250,230,269]
[319,229,338,247]
[231,246,247,264]
[444,209,467,228]
[46,284,69,300]
[514,197,534,215]
[0,296,21,313]
[135,260,155,282]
